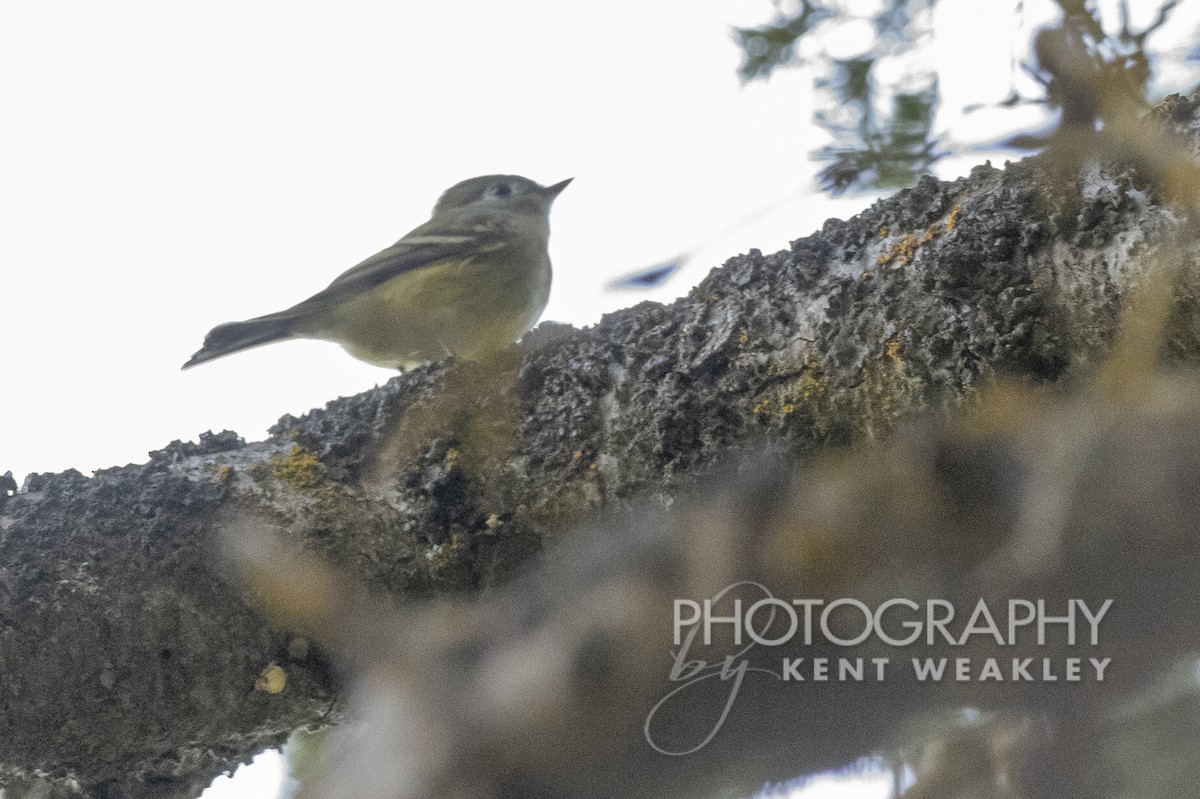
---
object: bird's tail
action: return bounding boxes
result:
[181,314,297,369]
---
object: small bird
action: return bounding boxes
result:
[183,174,571,371]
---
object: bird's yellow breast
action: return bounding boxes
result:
[303,248,551,370]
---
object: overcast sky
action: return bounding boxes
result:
[4,1,1198,798]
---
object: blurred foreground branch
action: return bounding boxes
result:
[252,373,1200,799]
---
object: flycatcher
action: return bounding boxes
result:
[183,174,571,371]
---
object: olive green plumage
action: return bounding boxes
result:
[183,174,570,371]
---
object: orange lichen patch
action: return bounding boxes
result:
[877,234,915,268]
[886,333,905,362]
[945,203,962,231]
[877,204,963,268]
[738,330,750,346]
[879,226,888,237]
[445,448,460,467]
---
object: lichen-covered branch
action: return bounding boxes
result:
[2,91,1199,797]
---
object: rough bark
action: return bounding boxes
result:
[2,91,1200,797]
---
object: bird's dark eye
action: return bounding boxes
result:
[488,182,512,198]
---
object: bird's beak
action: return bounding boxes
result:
[542,178,573,200]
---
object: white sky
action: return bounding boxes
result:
[2,1,1198,794]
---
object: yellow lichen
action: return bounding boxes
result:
[752,396,801,422]
[272,446,324,490]
[796,371,827,401]
[255,662,286,694]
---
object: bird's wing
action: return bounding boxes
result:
[313,214,512,301]
[220,213,514,329]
